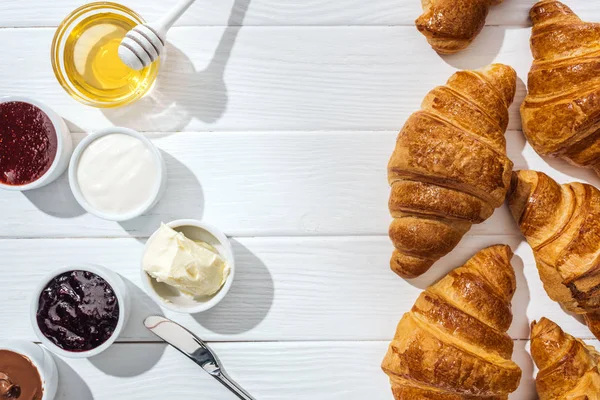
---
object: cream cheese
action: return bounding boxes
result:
[142,224,230,297]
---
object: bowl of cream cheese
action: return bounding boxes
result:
[68,127,166,221]
[141,219,235,313]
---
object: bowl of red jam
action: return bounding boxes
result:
[30,264,130,358]
[0,96,72,191]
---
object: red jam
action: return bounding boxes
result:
[0,101,57,185]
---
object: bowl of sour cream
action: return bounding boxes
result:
[69,127,166,221]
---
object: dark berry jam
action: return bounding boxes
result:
[36,270,120,352]
[0,101,57,185]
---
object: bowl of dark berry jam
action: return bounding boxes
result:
[30,265,130,358]
[0,96,72,191]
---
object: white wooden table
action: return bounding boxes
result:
[2,1,600,398]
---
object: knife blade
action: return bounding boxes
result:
[144,316,256,400]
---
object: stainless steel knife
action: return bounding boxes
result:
[144,316,256,400]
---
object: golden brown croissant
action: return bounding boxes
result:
[388,64,515,278]
[381,245,522,399]
[508,170,600,340]
[521,1,600,174]
[416,0,504,54]
[531,317,600,399]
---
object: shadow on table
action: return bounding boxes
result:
[121,275,166,335]
[63,119,87,135]
[101,0,251,132]
[24,141,204,239]
[54,357,94,399]
[511,339,536,399]
[505,76,529,167]
[23,119,87,218]
[541,155,600,187]
[89,276,166,377]
[118,150,204,241]
[509,253,532,339]
[23,172,86,218]
[193,240,274,335]
[88,342,167,379]
[440,25,508,70]
[406,235,525,290]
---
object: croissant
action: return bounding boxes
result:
[416,0,504,54]
[508,170,600,340]
[388,64,515,278]
[521,1,600,174]
[381,245,522,398]
[531,317,600,399]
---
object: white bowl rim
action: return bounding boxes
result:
[0,96,68,191]
[30,264,127,359]
[68,126,165,221]
[140,219,236,314]
[0,340,57,400]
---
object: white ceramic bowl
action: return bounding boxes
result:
[30,264,130,359]
[0,340,58,400]
[68,126,167,221]
[141,219,235,314]
[0,96,73,191]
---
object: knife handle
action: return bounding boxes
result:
[214,373,256,400]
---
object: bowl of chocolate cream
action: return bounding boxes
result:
[0,341,57,400]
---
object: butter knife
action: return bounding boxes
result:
[144,316,256,400]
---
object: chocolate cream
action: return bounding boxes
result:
[0,350,43,399]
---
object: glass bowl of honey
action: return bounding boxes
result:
[51,2,160,108]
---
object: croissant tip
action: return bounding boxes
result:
[489,62,517,74]
[477,64,517,106]
[390,253,435,279]
[390,267,419,280]
[531,317,559,338]
[509,171,519,196]
[530,0,577,26]
[484,244,513,261]
[584,313,600,340]
[506,170,540,224]
[503,244,514,258]
[530,318,542,331]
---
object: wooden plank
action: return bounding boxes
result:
[53,342,393,400]
[50,339,596,399]
[1,131,599,239]
[0,26,533,133]
[0,131,394,238]
[1,236,596,342]
[1,0,599,27]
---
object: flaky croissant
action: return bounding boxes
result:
[388,64,515,278]
[521,1,600,174]
[381,245,522,398]
[416,0,504,54]
[508,170,600,340]
[531,317,600,399]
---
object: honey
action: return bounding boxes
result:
[52,3,159,107]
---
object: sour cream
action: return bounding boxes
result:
[76,133,160,215]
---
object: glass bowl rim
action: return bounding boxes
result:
[50,2,159,108]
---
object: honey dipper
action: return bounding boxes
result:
[118,0,196,70]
